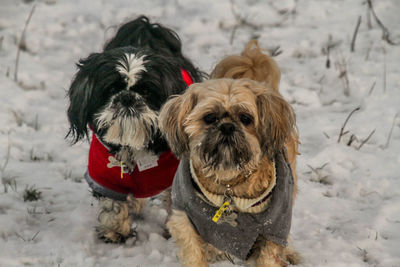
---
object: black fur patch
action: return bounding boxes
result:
[66,16,205,158]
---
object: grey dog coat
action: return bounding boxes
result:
[171,152,294,261]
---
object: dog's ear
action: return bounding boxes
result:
[256,89,296,159]
[66,54,99,144]
[159,89,198,157]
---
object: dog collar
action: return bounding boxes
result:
[181,69,193,86]
[189,160,276,213]
[171,153,294,261]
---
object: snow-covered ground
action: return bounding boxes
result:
[1,0,399,266]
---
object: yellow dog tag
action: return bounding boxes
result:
[212,201,230,223]
[120,161,124,179]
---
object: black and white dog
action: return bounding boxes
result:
[66,16,204,243]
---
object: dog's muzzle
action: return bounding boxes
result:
[112,91,146,114]
[200,127,252,170]
[95,90,158,149]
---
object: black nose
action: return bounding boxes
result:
[114,91,136,107]
[220,123,235,136]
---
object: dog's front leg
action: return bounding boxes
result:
[256,240,301,267]
[96,195,145,243]
[168,209,208,267]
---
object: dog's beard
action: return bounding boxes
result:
[192,127,253,174]
[96,96,158,150]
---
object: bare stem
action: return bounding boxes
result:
[365,40,374,61]
[338,107,361,143]
[1,133,11,173]
[14,5,36,82]
[357,129,376,150]
[366,3,372,29]
[351,16,362,52]
[347,134,358,146]
[366,0,398,45]
[368,81,376,96]
[336,51,350,96]
[381,113,399,149]
[382,44,387,94]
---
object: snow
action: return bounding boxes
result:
[1,0,399,266]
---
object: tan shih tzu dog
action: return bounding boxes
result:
[211,39,299,190]
[160,77,300,266]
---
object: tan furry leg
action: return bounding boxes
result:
[256,241,301,267]
[283,246,302,266]
[168,209,208,267]
[159,188,172,218]
[159,188,173,239]
[205,244,226,263]
[96,195,146,243]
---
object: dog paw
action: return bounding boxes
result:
[205,244,226,263]
[284,248,302,265]
[96,227,137,244]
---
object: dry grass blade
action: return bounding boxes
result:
[14,5,36,82]
[338,107,361,143]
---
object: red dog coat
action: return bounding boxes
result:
[84,69,193,200]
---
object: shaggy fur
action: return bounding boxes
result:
[160,78,300,266]
[211,40,299,196]
[66,16,203,243]
[210,40,281,92]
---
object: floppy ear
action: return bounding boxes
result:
[256,90,296,159]
[66,55,98,144]
[159,89,198,158]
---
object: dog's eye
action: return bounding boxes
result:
[239,113,253,126]
[203,113,217,124]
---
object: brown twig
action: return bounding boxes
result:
[347,134,358,146]
[366,0,398,45]
[230,25,239,45]
[381,113,399,149]
[351,16,362,52]
[357,129,376,150]
[307,163,329,174]
[323,35,342,69]
[270,46,283,57]
[335,51,350,96]
[382,44,387,93]
[1,132,11,174]
[365,40,374,61]
[14,5,36,82]
[338,107,361,143]
[325,35,332,68]
[366,3,372,30]
[368,81,376,96]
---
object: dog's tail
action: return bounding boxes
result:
[104,15,206,83]
[210,40,280,92]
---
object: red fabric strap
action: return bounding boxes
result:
[87,133,179,198]
[181,69,194,86]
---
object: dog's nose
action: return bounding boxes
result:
[114,91,136,107]
[220,123,235,136]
